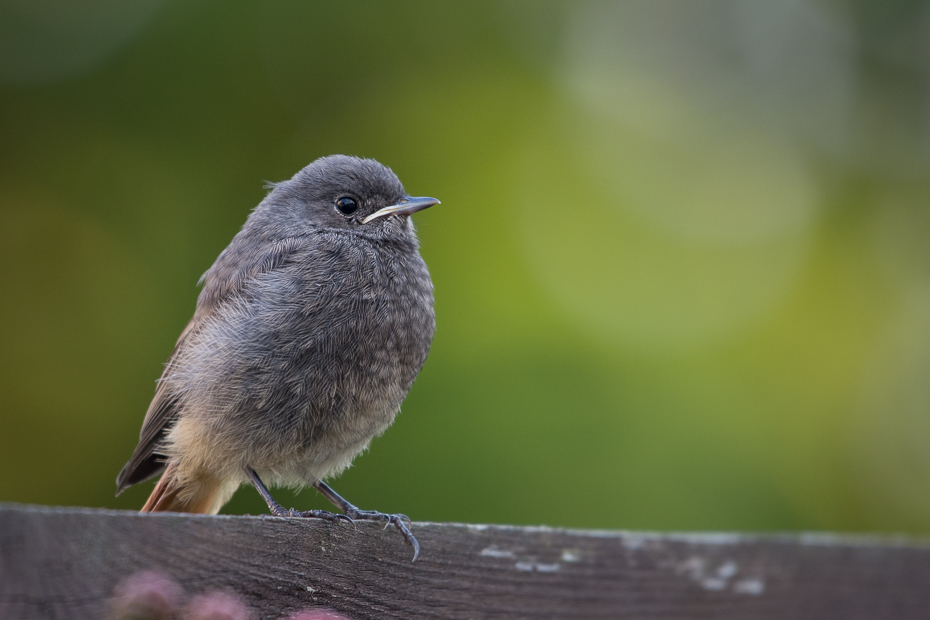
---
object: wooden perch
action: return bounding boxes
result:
[2,503,930,619]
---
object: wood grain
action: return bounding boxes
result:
[2,503,929,619]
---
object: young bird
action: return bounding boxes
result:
[117,155,439,559]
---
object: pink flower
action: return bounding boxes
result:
[184,591,252,620]
[110,570,184,620]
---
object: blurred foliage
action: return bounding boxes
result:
[2,0,930,535]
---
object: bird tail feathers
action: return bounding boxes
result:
[141,463,227,514]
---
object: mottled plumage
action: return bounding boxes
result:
[117,155,437,557]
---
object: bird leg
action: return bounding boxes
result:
[313,480,420,561]
[244,466,350,524]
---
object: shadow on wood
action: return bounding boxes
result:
[2,503,929,619]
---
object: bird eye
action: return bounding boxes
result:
[335,196,358,216]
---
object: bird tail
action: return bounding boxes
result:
[141,463,226,514]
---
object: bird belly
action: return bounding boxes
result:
[162,237,434,491]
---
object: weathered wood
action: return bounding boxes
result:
[2,503,929,620]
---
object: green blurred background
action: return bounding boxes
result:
[2,0,930,535]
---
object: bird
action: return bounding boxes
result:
[116,155,439,560]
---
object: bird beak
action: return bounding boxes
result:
[362,196,441,224]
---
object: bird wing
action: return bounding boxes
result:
[116,235,309,493]
[116,318,196,491]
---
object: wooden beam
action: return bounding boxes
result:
[2,503,929,619]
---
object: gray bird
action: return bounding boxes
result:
[116,155,438,559]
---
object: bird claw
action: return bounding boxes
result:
[342,508,419,561]
[395,518,420,562]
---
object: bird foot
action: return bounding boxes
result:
[270,506,352,524]
[343,508,419,560]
